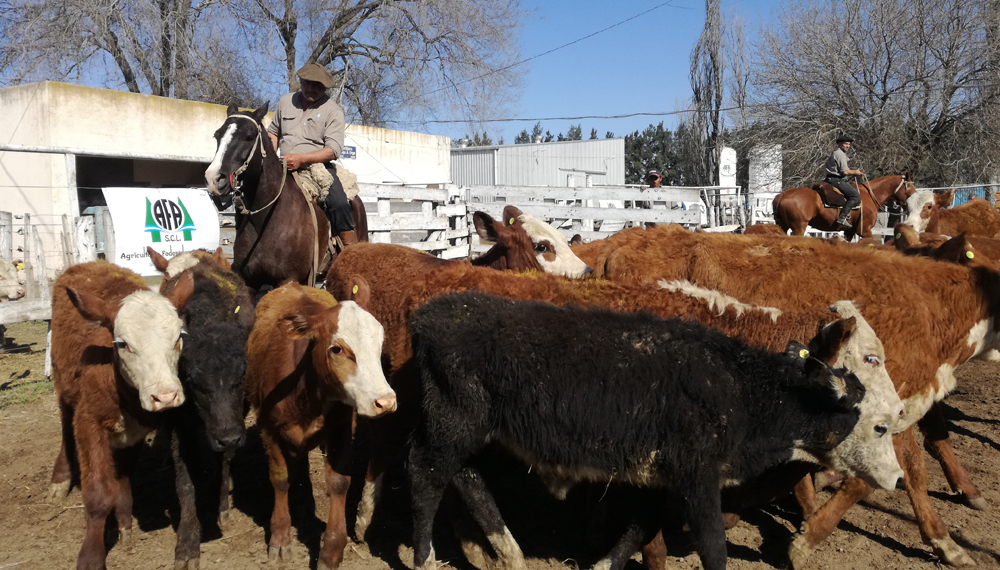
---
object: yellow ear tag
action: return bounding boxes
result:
[15,262,24,271]
[235,305,240,314]
[895,233,901,240]
[352,284,359,295]
[799,349,810,358]
[966,251,974,259]
[509,218,515,225]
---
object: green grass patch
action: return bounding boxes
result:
[0,378,54,410]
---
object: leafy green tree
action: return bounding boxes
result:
[589,128,598,140]
[567,124,583,140]
[514,130,530,144]
[543,130,555,143]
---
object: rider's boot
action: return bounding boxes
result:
[834,212,851,229]
[338,230,358,247]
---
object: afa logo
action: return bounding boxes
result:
[145,198,196,243]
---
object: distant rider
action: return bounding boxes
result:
[823,134,864,229]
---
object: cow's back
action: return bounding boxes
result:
[930,199,1000,238]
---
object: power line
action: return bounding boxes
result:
[422,1,684,97]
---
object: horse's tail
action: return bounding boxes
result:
[771,193,790,233]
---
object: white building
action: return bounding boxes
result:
[0,81,451,273]
[451,138,625,187]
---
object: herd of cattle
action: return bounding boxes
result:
[43,189,999,570]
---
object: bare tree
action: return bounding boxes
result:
[744,0,1000,187]
[234,0,524,127]
[686,0,725,187]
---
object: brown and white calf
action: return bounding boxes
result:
[903,191,1000,237]
[246,281,394,570]
[49,261,192,570]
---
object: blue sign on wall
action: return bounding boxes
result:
[341,145,357,159]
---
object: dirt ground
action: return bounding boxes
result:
[0,320,997,570]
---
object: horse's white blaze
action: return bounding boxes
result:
[518,214,590,278]
[114,290,185,412]
[658,279,783,321]
[902,191,936,232]
[334,301,394,417]
[205,123,237,195]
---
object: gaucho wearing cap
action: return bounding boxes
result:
[823,134,865,229]
[266,62,357,246]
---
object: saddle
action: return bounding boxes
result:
[811,181,862,210]
[291,163,361,205]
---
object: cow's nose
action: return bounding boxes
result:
[150,391,183,411]
[373,394,397,416]
[583,267,594,275]
[213,428,247,451]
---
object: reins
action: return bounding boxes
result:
[227,114,287,216]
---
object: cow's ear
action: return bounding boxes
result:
[212,247,231,271]
[569,234,583,247]
[280,314,313,340]
[932,233,971,264]
[147,247,169,273]
[939,190,956,208]
[252,101,269,123]
[347,275,372,310]
[473,211,501,243]
[226,104,239,116]
[502,206,524,227]
[166,272,194,311]
[784,341,811,361]
[808,316,857,365]
[814,366,864,410]
[66,287,116,330]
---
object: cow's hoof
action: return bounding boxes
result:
[931,537,975,566]
[964,495,989,511]
[175,558,200,570]
[460,539,492,570]
[118,527,133,548]
[219,509,230,525]
[355,516,371,543]
[787,533,814,570]
[317,560,339,570]
[48,481,71,500]
[268,545,293,563]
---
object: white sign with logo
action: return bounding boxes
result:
[719,146,737,194]
[102,187,221,276]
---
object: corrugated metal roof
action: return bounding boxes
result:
[452,139,625,187]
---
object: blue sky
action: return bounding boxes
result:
[434,0,783,144]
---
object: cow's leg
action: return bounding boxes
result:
[681,469,727,570]
[262,430,294,563]
[112,444,140,548]
[356,386,415,541]
[896,427,974,565]
[919,403,988,510]
[172,428,201,570]
[318,406,354,570]
[789,476,871,568]
[793,475,819,519]
[593,491,661,570]
[641,531,668,570]
[50,399,76,500]
[409,441,467,570]
[451,467,526,570]
[75,421,117,570]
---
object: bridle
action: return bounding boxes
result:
[224,114,286,216]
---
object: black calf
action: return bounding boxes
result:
[407,293,873,570]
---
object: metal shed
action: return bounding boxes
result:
[451,138,625,187]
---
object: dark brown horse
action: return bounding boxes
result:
[773,172,916,239]
[204,103,367,295]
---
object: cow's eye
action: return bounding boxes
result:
[864,354,880,366]
[534,243,549,254]
[113,339,130,352]
[330,345,343,355]
[874,423,888,437]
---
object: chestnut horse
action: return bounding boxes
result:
[773,172,916,239]
[204,103,367,296]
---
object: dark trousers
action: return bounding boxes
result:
[826,175,861,219]
[322,163,354,233]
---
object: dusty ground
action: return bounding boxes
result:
[0,320,997,570]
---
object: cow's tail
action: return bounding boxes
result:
[771,193,790,233]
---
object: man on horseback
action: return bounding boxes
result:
[824,134,864,229]
[266,62,357,246]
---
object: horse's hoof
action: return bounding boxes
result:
[48,481,71,500]
[931,537,975,566]
[175,558,200,570]
[268,545,293,563]
[964,495,989,511]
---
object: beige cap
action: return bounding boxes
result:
[296,63,336,89]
